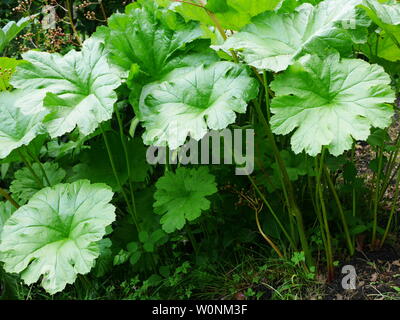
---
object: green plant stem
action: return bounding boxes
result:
[380,168,400,248]
[114,105,139,226]
[315,149,334,281]
[259,75,304,249]
[262,71,271,121]
[186,225,199,256]
[176,0,240,64]
[372,147,384,248]
[66,0,82,45]
[248,175,296,248]
[24,147,51,187]
[253,98,311,265]
[379,132,400,201]
[17,149,44,188]
[100,124,139,231]
[309,163,329,258]
[0,187,20,209]
[324,165,354,255]
[350,144,357,221]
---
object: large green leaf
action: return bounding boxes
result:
[102,1,219,108]
[0,180,116,294]
[10,38,122,138]
[270,53,395,156]
[360,0,400,62]
[0,202,15,237]
[163,0,281,30]
[360,0,400,26]
[103,3,204,77]
[154,167,217,233]
[0,17,30,54]
[0,90,45,159]
[216,0,363,72]
[10,162,66,203]
[139,61,258,149]
[375,29,400,61]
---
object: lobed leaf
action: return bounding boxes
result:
[154,167,217,233]
[270,53,395,156]
[139,61,258,149]
[216,0,363,72]
[0,90,46,159]
[11,38,122,138]
[0,180,116,294]
[10,162,66,203]
[165,0,282,30]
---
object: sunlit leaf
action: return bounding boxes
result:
[0,180,116,294]
[270,53,395,156]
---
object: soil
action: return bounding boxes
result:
[324,245,400,300]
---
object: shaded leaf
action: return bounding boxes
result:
[154,167,217,233]
[10,162,66,203]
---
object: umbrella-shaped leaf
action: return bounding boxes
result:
[154,167,217,233]
[0,180,116,294]
[139,61,258,149]
[216,0,362,72]
[270,53,395,156]
[0,90,45,159]
[10,38,122,138]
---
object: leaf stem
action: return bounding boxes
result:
[380,167,400,247]
[248,175,296,248]
[114,105,139,227]
[66,0,82,46]
[379,132,400,201]
[173,0,204,9]
[17,149,44,189]
[100,124,140,231]
[253,95,311,265]
[262,71,271,121]
[174,0,240,63]
[186,225,199,256]
[0,187,20,209]
[372,147,384,248]
[324,165,354,255]
[24,146,51,187]
[315,149,334,281]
